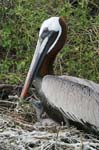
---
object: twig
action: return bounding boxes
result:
[0,100,17,108]
[0,84,21,90]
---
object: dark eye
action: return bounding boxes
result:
[41,28,49,39]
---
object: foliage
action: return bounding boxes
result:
[0,0,99,83]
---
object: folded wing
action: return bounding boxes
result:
[41,75,99,128]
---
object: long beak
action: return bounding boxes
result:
[20,30,59,99]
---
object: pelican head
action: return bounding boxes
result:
[21,17,67,98]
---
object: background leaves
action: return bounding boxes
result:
[0,0,99,84]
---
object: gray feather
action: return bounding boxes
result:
[41,75,99,128]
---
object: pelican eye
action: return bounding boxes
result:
[40,28,49,40]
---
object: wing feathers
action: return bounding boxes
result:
[60,107,84,124]
[41,75,99,128]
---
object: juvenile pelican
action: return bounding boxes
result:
[21,17,99,135]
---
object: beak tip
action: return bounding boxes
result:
[20,87,27,99]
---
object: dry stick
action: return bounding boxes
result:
[0,100,17,108]
[0,84,21,90]
[13,119,35,130]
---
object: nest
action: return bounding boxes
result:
[0,84,99,150]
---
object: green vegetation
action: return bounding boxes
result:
[0,0,99,84]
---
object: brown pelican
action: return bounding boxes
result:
[20,17,99,135]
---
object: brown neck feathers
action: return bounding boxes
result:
[39,17,67,77]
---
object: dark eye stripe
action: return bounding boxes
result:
[44,30,59,53]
